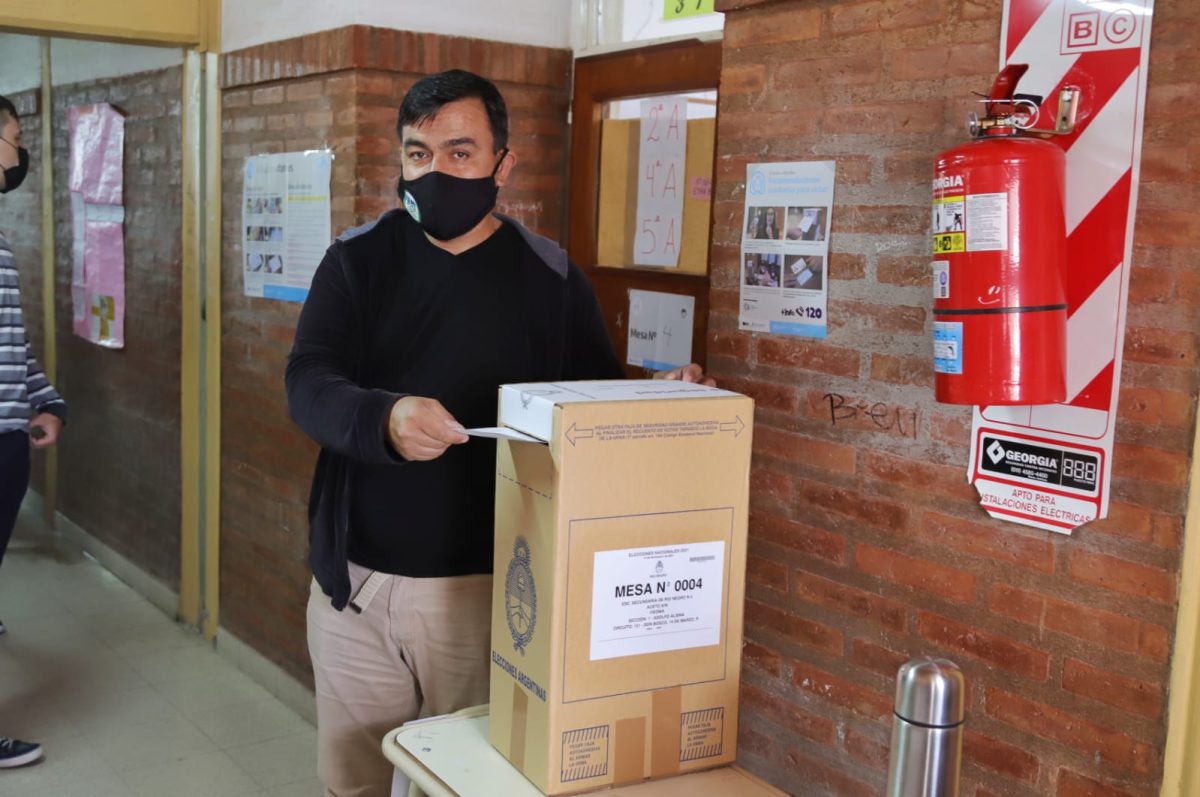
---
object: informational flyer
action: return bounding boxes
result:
[589,541,725,661]
[69,103,126,349]
[242,150,333,302]
[634,96,688,268]
[738,161,835,338]
[626,289,695,372]
[967,0,1155,533]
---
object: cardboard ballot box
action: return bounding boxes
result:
[488,381,754,795]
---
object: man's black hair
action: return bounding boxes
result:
[0,96,19,129]
[396,70,508,152]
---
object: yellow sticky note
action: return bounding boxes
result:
[664,0,716,20]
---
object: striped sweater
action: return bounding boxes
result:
[0,231,66,434]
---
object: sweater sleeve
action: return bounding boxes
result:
[25,343,67,422]
[564,261,624,380]
[285,245,404,465]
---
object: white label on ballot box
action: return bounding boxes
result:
[590,542,725,661]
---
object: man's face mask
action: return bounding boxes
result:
[0,138,29,194]
[398,148,508,241]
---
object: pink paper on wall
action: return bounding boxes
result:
[69,104,126,348]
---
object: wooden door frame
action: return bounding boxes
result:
[568,38,722,375]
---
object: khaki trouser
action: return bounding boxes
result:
[307,561,493,797]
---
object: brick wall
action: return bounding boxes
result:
[0,71,184,589]
[218,26,572,684]
[713,1,1198,795]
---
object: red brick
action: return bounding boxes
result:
[865,453,974,503]
[757,337,861,377]
[708,330,752,360]
[844,727,890,770]
[721,63,767,94]
[1127,265,1175,304]
[800,482,910,532]
[794,570,907,632]
[1133,208,1200,247]
[963,731,1040,783]
[1056,768,1140,797]
[713,376,796,413]
[921,510,1056,573]
[755,427,858,474]
[1111,443,1190,485]
[775,52,884,88]
[745,600,844,657]
[918,612,1049,680]
[719,109,819,141]
[850,638,910,678]
[877,254,930,287]
[888,42,997,81]
[1118,386,1193,429]
[986,689,1155,774]
[988,583,1048,626]
[869,354,934,388]
[828,300,927,333]
[725,6,822,48]
[737,723,781,762]
[857,546,976,604]
[742,640,782,679]
[1123,326,1196,367]
[830,202,930,233]
[740,683,836,744]
[804,390,922,440]
[792,663,893,720]
[747,554,788,593]
[830,0,947,34]
[1139,623,1171,662]
[751,513,846,565]
[831,252,867,280]
[1062,658,1162,719]
[750,469,794,515]
[1068,549,1176,605]
[786,749,876,797]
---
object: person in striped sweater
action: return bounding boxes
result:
[0,94,67,770]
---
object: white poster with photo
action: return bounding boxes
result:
[242,150,333,302]
[627,289,695,372]
[738,161,836,338]
[634,96,688,268]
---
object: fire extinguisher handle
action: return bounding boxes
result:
[988,63,1030,102]
[1012,92,1044,107]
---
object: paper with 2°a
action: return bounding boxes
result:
[467,427,546,444]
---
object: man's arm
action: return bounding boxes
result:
[25,343,66,448]
[285,246,467,463]
[285,246,406,464]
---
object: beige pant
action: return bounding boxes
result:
[307,561,493,797]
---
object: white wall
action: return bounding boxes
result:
[0,33,182,95]
[222,0,572,53]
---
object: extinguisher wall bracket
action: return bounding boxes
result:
[968,65,1081,139]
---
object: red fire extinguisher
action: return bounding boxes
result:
[932,64,1080,405]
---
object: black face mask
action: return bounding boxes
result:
[0,140,28,194]
[398,149,508,241]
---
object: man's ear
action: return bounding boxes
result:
[494,149,516,189]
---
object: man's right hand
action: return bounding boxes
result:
[387,396,469,461]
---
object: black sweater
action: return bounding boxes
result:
[285,210,622,609]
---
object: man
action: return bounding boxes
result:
[286,70,711,797]
[0,94,67,769]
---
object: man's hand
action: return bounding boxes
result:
[387,396,469,461]
[29,413,63,449]
[655,362,716,387]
